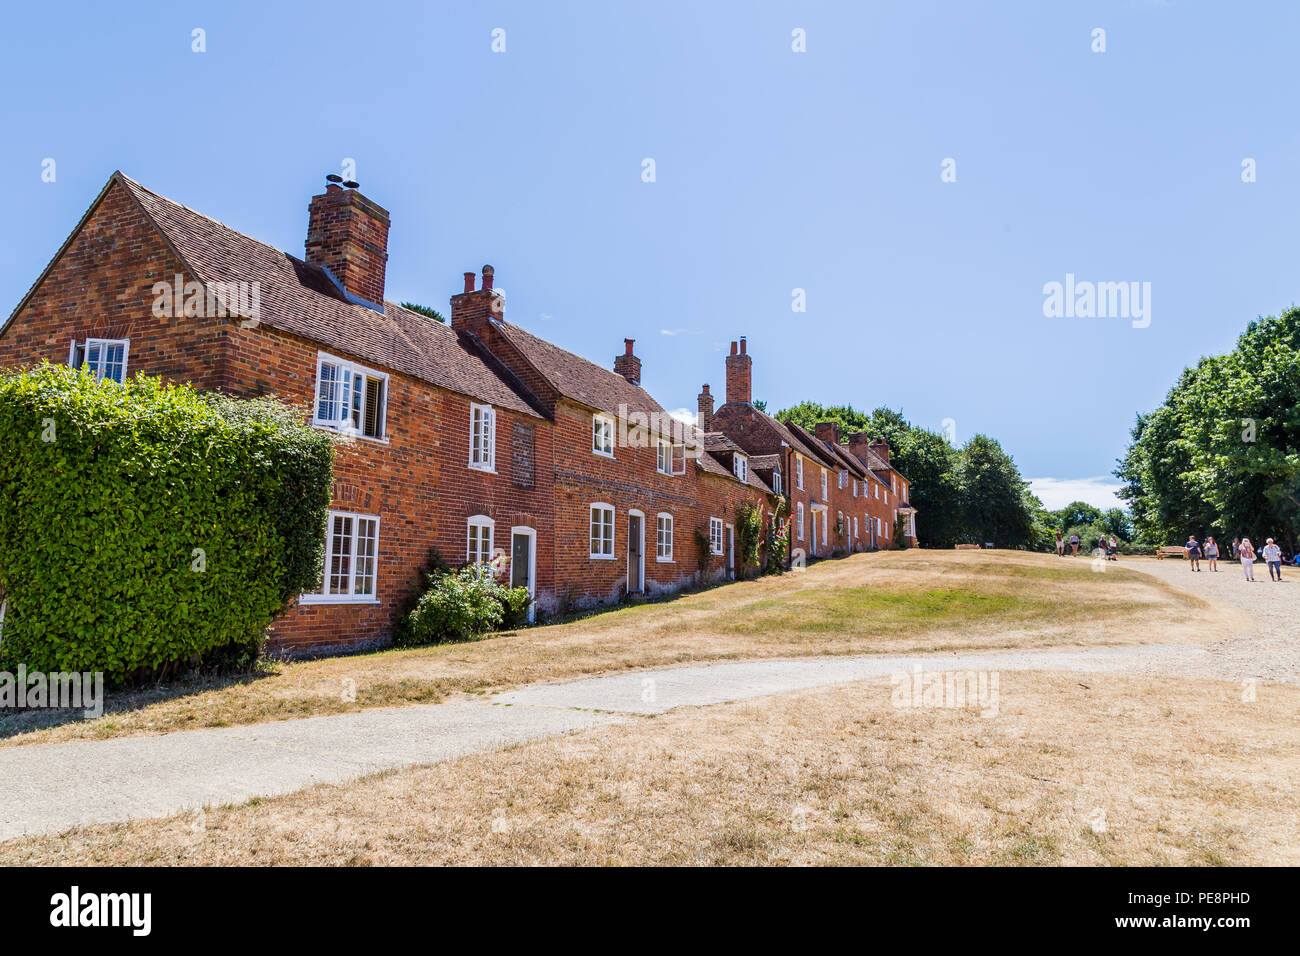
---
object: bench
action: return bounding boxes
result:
[954,543,981,551]
[1156,546,1188,560]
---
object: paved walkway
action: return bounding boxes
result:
[0,640,1245,841]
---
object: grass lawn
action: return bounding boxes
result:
[0,549,1229,749]
[8,671,1293,865]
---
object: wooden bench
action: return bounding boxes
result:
[954,543,981,550]
[1155,546,1187,560]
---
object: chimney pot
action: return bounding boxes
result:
[730,341,738,355]
[624,337,635,355]
[740,336,747,355]
[463,272,475,293]
[481,265,494,291]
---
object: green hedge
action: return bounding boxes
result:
[0,363,334,681]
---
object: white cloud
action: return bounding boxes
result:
[667,407,697,426]
[660,328,695,336]
[1027,476,1124,512]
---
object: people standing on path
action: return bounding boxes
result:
[1263,538,1283,582]
[1240,538,1257,581]
[1107,535,1119,561]
[1070,532,1080,556]
[1185,535,1202,571]
[1056,529,1065,557]
[1204,536,1219,572]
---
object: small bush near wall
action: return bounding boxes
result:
[394,564,530,646]
[0,364,333,682]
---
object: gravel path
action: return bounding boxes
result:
[1120,557,1299,685]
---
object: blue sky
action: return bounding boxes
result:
[3,1,1298,510]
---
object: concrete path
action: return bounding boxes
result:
[0,701,623,840]
[0,641,1237,840]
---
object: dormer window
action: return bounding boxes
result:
[773,469,782,494]
[314,352,388,439]
[733,454,748,483]
[592,414,615,457]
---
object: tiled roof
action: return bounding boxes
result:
[749,453,781,471]
[494,320,664,419]
[115,173,544,419]
[695,444,773,495]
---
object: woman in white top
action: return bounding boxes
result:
[1239,537,1257,581]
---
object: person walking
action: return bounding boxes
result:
[1055,529,1065,557]
[1069,532,1080,556]
[1240,538,1257,581]
[1185,535,1202,571]
[1232,537,1241,563]
[1204,536,1219,572]
[1263,538,1283,582]
[1107,534,1119,561]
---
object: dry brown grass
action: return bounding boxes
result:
[0,549,1230,749]
[9,671,1293,865]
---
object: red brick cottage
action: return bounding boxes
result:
[0,172,799,655]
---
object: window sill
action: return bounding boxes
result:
[656,557,675,564]
[593,450,615,459]
[589,553,616,561]
[299,595,382,606]
[312,423,390,445]
[467,463,497,474]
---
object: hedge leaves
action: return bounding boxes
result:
[0,363,333,681]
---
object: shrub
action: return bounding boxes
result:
[0,364,333,682]
[395,564,529,647]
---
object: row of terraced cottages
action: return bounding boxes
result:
[0,173,917,656]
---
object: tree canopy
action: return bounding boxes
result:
[1117,308,1300,551]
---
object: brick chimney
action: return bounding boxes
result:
[697,384,714,431]
[450,265,504,337]
[724,336,752,405]
[306,181,390,307]
[814,421,842,446]
[847,432,876,463]
[614,338,641,385]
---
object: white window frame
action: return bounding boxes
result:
[656,512,674,562]
[796,502,805,541]
[656,440,687,476]
[469,403,496,472]
[874,483,879,499]
[838,470,846,490]
[773,469,782,494]
[467,514,495,565]
[821,469,828,500]
[709,516,724,555]
[590,503,616,559]
[733,454,748,483]
[796,456,804,490]
[70,337,130,383]
[852,479,858,498]
[876,516,882,537]
[313,351,389,440]
[592,414,615,458]
[853,516,858,539]
[302,510,381,604]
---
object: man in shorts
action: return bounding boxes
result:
[1185,535,1202,571]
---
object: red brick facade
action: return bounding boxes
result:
[0,173,914,656]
